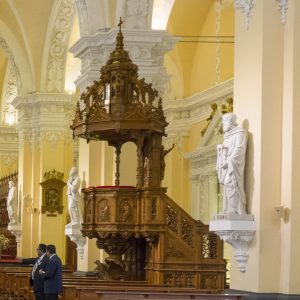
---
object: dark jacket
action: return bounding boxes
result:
[22,254,49,292]
[42,254,62,295]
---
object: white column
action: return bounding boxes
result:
[280,0,300,294]
[12,93,75,260]
[199,175,209,224]
[190,175,200,220]
[232,0,283,293]
[208,173,219,220]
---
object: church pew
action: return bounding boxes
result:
[0,267,33,300]
[14,273,31,300]
[96,291,245,300]
[4,271,31,299]
[61,281,165,300]
[75,286,224,300]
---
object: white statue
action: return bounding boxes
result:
[7,181,19,224]
[216,113,247,215]
[67,167,82,226]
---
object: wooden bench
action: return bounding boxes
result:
[61,280,164,300]
[75,286,224,300]
[95,291,245,300]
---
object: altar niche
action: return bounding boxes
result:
[71,18,226,288]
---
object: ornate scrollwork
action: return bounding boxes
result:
[96,232,134,255]
[71,19,167,136]
[166,239,184,258]
[164,272,195,288]
[43,169,64,181]
[166,204,178,233]
[181,217,194,247]
[201,275,218,289]
[202,233,218,259]
[151,197,157,220]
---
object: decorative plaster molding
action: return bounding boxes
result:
[0,125,18,158]
[46,0,75,92]
[234,0,255,30]
[12,93,76,146]
[1,64,18,125]
[0,38,21,91]
[162,134,185,158]
[210,215,256,272]
[164,79,233,138]
[0,154,18,167]
[235,0,289,29]
[277,0,288,24]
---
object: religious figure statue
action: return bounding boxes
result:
[66,167,82,226]
[201,103,218,136]
[7,181,19,224]
[216,113,247,215]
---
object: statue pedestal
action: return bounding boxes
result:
[65,224,86,259]
[209,213,256,273]
[7,223,22,244]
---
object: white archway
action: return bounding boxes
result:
[0,20,34,94]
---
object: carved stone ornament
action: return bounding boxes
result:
[40,170,66,214]
[209,213,256,272]
[235,0,289,29]
[0,38,21,91]
[234,0,255,30]
[46,0,75,92]
[65,225,86,259]
[276,0,288,24]
[2,64,18,125]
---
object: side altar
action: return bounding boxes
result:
[71,19,226,289]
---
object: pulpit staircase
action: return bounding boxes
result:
[81,186,225,289]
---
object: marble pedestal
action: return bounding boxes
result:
[65,224,86,259]
[7,223,22,244]
[209,213,256,272]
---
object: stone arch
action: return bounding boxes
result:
[41,0,76,93]
[0,20,34,95]
[74,0,110,36]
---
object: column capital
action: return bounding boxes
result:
[0,125,18,155]
[70,28,178,93]
[12,93,77,145]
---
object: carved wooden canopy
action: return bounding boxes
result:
[71,18,168,188]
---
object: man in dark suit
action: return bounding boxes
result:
[39,244,62,300]
[21,243,49,300]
